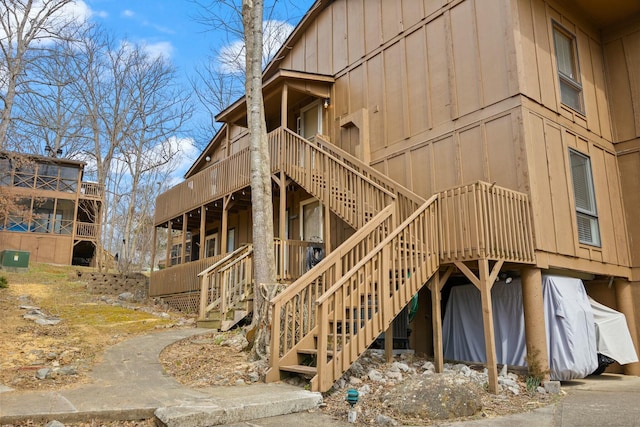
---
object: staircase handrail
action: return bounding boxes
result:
[313,194,440,391]
[314,134,425,220]
[268,204,397,374]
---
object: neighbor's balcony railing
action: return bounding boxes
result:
[80,182,104,199]
[75,222,100,240]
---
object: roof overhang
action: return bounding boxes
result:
[215,69,334,125]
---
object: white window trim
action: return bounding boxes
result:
[552,23,585,114]
[569,149,600,247]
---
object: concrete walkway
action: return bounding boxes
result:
[2,328,640,426]
[0,328,322,426]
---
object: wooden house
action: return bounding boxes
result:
[0,151,103,266]
[150,0,640,392]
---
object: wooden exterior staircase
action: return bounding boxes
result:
[189,127,534,391]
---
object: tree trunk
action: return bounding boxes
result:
[242,0,277,361]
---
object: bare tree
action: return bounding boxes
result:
[0,0,85,149]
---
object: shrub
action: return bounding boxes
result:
[0,276,8,289]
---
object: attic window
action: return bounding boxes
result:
[553,24,584,114]
[569,149,600,247]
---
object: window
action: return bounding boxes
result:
[205,233,218,258]
[569,150,600,246]
[553,25,584,113]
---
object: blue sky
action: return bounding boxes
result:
[86,1,314,86]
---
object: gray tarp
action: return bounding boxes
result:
[589,297,639,365]
[442,275,635,380]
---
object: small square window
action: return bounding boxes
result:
[553,25,584,114]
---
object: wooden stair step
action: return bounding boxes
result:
[298,348,334,356]
[280,365,317,376]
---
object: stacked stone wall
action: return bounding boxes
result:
[80,272,149,301]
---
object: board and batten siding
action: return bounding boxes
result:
[279,0,520,161]
[603,20,640,143]
[523,104,630,272]
[514,0,613,141]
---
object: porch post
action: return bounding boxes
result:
[384,323,393,363]
[521,267,550,381]
[221,195,230,254]
[150,226,157,271]
[166,220,172,267]
[281,84,288,128]
[181,213,187,264]
[279,172,287,276]
[614,279,640,375]
[199,205,206,260]
[431,267,453,373]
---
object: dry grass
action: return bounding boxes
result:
[0,264,185,391]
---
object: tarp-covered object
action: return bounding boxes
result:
[589,297,638,365]
[442,275,614,380]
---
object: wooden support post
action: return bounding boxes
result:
[615,279,640,375]
[181,213,187,264]
[221,195,230,254]
[478,259,500,394]
[384,322,394,363]
[521,267,550,381]
[150,226,157,272]
[281,84,288,128]
[166,220,172,268]
[278,172,287,276]
[199,205,207,260]
[431,267,454,373]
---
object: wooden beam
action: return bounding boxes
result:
[479,258,499,394]
[281,84,288,128]
[430,270,444,373]
[166,220,172,268]
[384,322,393,363]
[199,205,206,260]
[454,261,480,288]
[221,195,231,254]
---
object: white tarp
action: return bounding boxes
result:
[589,297,638,365]
[441,275,635,380]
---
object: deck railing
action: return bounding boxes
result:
[80,182,104,199]
[150,254,226,297]
[438,181,535,264]
[75,221,99,239]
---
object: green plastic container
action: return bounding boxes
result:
[0,250,30,270]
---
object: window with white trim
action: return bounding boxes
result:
[569,150,600,246]
[553,25,584,113]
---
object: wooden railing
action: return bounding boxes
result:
[154,127,395,229]
[150,255,226,296]
[80,182,104,199]
[438,181,535,264]
[274,239,323,282]
[314,196,439,391]
[75,222,99,239]
[276,128,395,230]
[315,135,424,221]
[267,205,396,379]
[198,245,254,328]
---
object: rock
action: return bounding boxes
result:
[498,377,518,388]
[118,292,135,301]
[499,364,508,377]
[45,352,58,360]
[36,317,61,326]
[234,379,245,386]
[386,371,403,381]
[543,380,561,394]
[368,369,385,383]
[44,421,65,427]
[347,361,366,377]
[508,386,520,395]
[58,366,77,376]
[247,372,260,383]
[36,368,51,380]
[358,384,371,396]
[349,377,363,385]
[537,386,546,394]
[453,364,473,377]
[221,333,249,351]
[375,414,398,426]
[383,375,483,420]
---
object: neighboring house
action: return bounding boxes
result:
[0,151,103,266]
[151,0,640,392]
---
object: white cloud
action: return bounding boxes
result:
[216,20,294,74]
[165,136,199,185]
[93,10,109,19]
[122,9,135,18]
[142,41,174,60]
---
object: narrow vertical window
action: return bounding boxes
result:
[569,150,600,246]
[553,25,584,113]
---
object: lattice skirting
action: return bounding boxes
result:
[157,291,199,314]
